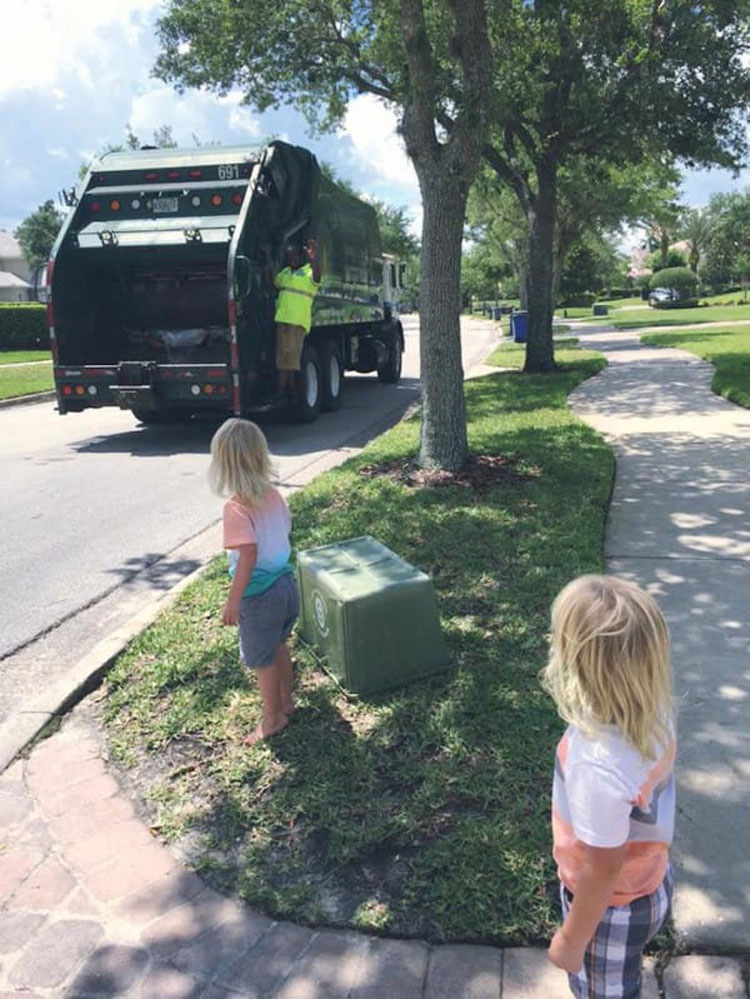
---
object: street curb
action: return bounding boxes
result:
[2,322,501,771]
[1,560,209,771]
[0,390,56,410]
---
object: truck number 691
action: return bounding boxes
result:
[218,164,240,180]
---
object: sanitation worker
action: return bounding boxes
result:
[274,239,321,396]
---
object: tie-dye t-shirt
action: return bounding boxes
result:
[552,724,675,906]
[222,488,293,597]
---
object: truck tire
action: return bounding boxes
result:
[320,340,344,412]
[377,325,403,384]
[293,342,322,422]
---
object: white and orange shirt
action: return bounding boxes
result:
[552,724,675,906]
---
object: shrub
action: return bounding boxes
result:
[648,267,698,294]
[559,292,596,308]
[0,304,48,349]
[599,287,637,301]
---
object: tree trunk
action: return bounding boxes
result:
[525,159,557,372]
[518,254,530,310]
[416,171,470,469]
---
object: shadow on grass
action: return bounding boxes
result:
[102,358,614,947]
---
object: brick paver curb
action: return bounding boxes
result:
[1,721,746,997]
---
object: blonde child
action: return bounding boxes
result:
[542,575,675,999]
[209,418,299,746]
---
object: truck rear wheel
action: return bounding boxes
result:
[377,325,403,384]
[320,340,343,412]
[293,342,322,422]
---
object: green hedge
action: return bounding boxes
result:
[0,304,48,350]
[648,266,698,293]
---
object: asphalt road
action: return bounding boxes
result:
[0,316,499,740]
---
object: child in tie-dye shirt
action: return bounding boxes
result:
[542,575,675,999]
[209,418,299,746]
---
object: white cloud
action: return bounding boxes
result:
[0,0,160,98]
[128,86,263,146]
[340,95,417,193]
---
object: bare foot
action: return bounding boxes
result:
[282,700,296,716]
[243,713,289,747]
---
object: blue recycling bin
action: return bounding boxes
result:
[510,310,528,342]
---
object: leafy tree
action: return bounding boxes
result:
[155,0,493,469]
[481,1,750,371]
[648,248,687,273]
[14,200,64,269]
[680,207,715,273]
[702,190,750,288]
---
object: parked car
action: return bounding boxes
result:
[649,287,676,306]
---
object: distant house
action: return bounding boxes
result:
[0,231,33,302]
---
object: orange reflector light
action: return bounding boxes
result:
[110,199,121,211]
[144,171,158,181]
[75,385,85,396]
[189,169,202,178]
[210,194,223,206]
[62,385,72,396]
[204,384,214,395]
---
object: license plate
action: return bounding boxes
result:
[153,197,178,213]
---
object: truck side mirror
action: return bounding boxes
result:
[32,263,49,304]
[233,256,251,299]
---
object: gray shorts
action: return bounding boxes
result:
[239,573,300,668]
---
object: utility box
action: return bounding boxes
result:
[297,536,450,695]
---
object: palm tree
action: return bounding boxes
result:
[680,207,714,273]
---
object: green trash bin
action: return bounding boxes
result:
[297,536,450,695]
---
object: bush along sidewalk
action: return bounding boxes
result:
[102,344,613,945]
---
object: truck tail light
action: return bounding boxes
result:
[210,194,223,207]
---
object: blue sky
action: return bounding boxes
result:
[0,0,420,236]
[1,0,747,250]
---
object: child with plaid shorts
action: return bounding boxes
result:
[542,575,675,999]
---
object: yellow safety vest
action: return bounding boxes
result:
[274,264,320,333]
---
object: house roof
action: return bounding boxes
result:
[0,230,23,260]
[0,270,31,289]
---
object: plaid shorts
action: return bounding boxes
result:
[560,868,672,999]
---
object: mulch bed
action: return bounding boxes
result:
[358,453,535,491]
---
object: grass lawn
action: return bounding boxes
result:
[608,304,750,329]
[0,363,53,400]
[0,350,51,365]
[641,325,750,409]
[103,345,613,945]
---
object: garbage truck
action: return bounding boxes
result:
[44,141,404,423]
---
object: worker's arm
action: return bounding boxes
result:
[221,544,257,625]
[306,239,321,284]
[547,842,627,974]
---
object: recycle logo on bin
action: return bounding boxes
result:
[312,590,329,637]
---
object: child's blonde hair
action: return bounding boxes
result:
[542,575,672,760]
[208,418,275,506]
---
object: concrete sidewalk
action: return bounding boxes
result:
[1,325,749,997]
[570,324,750,956]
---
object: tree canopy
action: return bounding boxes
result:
[14,200,64,270]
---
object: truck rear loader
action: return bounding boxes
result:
[45,141,404,423]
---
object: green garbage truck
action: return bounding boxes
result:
[44,141,404,423]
